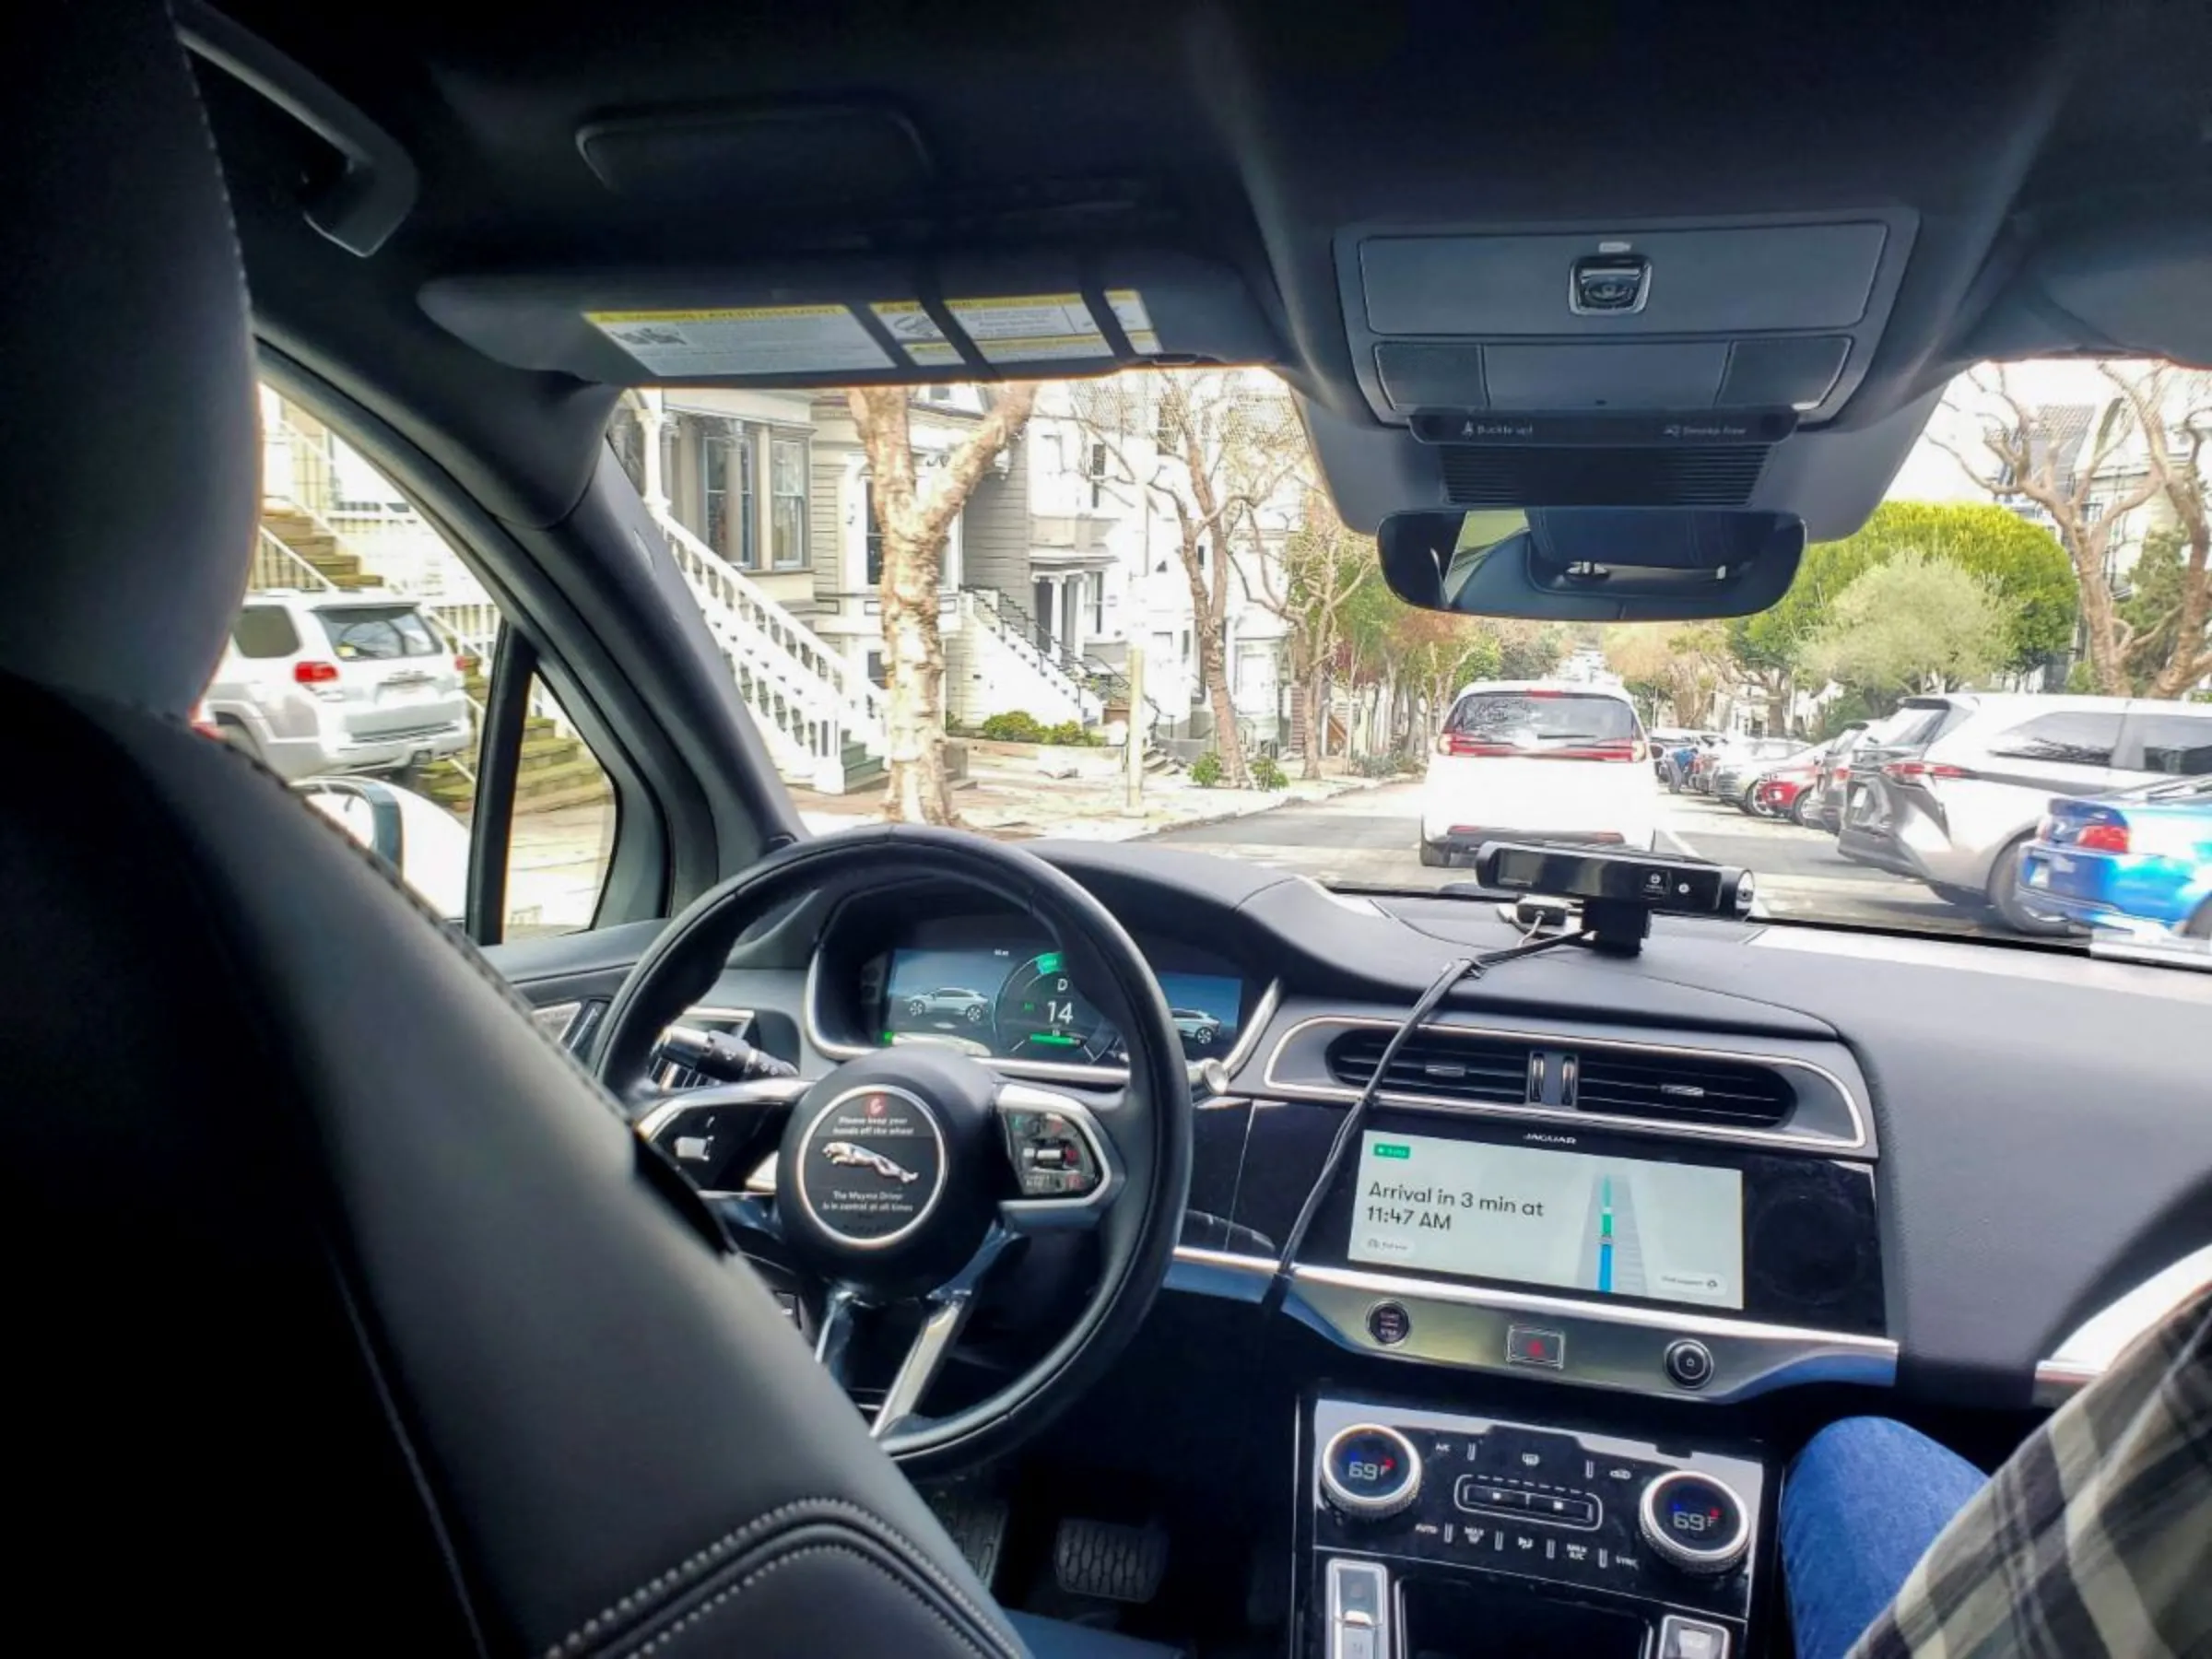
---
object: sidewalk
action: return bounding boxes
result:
[789,742,1388,841]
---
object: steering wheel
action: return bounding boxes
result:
[594,825,1194,1477]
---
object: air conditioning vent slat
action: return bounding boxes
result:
[1573,1053,1792,1127]
[1325,1030,1532,1107]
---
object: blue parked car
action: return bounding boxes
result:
[2018,774,2212,936]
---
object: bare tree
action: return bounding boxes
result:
[1933,362,2211,696]
[848,384,1038,823]
[1246,487,1374,779]
[2104,367,2212,697]
[1073,371,1303,785]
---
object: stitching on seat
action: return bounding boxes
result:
[547,1498,1013,1658]
[622,1543,994,1659]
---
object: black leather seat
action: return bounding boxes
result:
[0,7,1170,1654]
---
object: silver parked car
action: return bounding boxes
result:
[202,591,472,782]
[1835,692,2212,931]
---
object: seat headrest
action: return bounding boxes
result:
[0,0,259,716]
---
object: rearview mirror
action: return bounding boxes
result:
[1377,507,1806,621]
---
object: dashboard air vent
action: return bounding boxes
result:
[1326,1030,1534,1107]
[1572,1051,1793,1127]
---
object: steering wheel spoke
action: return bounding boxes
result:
[993,1080,1123,1234]
[870,1226,1018,1440]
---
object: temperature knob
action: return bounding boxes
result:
[1639,1470,1750,1576]
[1318,1423,1423,1522]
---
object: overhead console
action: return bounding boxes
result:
[1337,212,1916,427]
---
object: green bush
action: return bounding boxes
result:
[976,712,1100,745]
[978,711,1048,743]
[1189,750,1225,788]
[1251,755,1288,790]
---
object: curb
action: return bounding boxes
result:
[1114,772,1393,841]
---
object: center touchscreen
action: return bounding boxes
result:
[1349,1130,1745,1310]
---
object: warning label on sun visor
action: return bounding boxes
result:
[871,302,963,366]
[871,289,1160,366]
[586,306,891,375]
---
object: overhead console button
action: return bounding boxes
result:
[1570,253,1653,315]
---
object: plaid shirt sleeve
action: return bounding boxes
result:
[1852,1289,2212,1658]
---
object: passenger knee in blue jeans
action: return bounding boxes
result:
[1781,1418,1987,1659]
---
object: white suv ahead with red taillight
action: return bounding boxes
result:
[1418,681,1658,867]
[199,589,472,781]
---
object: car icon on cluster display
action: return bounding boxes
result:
[819,1142,922,1184]
[1171,1008,1220,1047]
[906,987,992,1023]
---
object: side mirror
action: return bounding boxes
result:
[1378,507,1806,621]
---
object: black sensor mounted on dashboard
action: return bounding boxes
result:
[1474,841,1755,956]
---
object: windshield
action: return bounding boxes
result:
[609,355,2212,966]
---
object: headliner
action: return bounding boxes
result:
[194,0,2212,535]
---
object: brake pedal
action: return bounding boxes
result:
[922,1488,1011,1590]
[1053,1518,1169,1605]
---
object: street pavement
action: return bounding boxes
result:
[1141,780,1991,935]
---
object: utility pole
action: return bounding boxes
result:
[1124,644,1146,813]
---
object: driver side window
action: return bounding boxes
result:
[210,387,617,938]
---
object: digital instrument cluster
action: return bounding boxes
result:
[860,918,1247,1067]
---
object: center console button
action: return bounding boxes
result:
[1366,1300,1412,1347]
[1504,1324,1565,1369]
[1664,1337,1716,1390]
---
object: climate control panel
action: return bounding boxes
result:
[1302,1394,1768,1653]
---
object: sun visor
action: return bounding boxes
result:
[418,251,1278,384]
[1336,212,1916,426]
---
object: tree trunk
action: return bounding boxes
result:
[847,383,1036,824]
[879,524,953,823]
[2074,561,2131,695]
[1194,618,1247,783]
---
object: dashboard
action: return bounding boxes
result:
[588,838,2212,1422]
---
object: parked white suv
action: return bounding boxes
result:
[202,591,472,782]
[1418,681,1657,865]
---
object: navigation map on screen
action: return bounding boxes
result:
[1347,1131,1744,1310]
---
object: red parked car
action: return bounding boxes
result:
[1754,745,1833,824]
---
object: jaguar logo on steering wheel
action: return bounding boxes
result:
[821,1141,922,1184]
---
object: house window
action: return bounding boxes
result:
[1088,441,1108,510]
[701,423,757,569]
[864,478,885,587]
[1089,572,1105,634]
[771,436,807,570]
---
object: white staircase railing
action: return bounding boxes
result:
[959,590,1102,721]
[649,508,887,782]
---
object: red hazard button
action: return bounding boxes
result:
[1505,1324,1565,1370]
